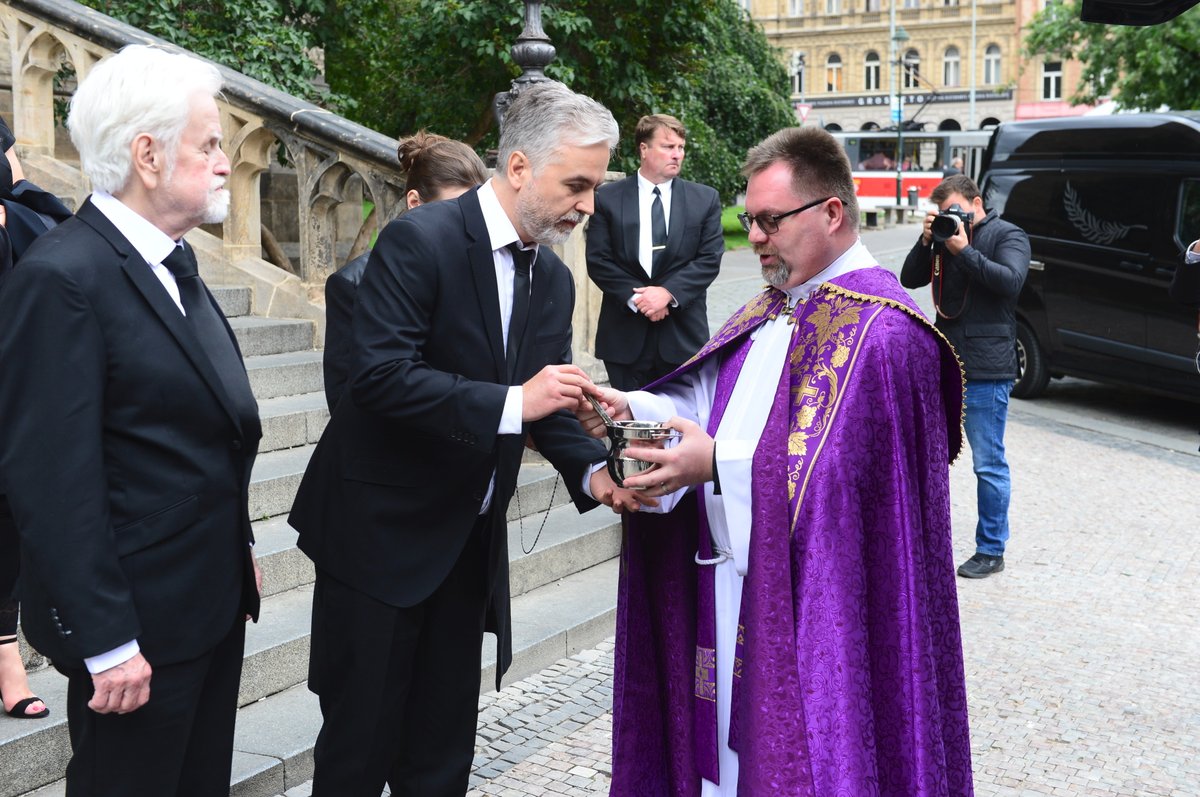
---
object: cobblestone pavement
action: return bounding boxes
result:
[284,235,1200,795]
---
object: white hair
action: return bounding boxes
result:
[496,81,618,174]
[68,45,223,194]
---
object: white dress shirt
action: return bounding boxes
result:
[636,172,673,278]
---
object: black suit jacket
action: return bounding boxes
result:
[0,199,262,670]
[586,175,724,365]
[289,187,606,681]
[322,252,368,411]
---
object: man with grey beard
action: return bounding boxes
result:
[289,80,643,797]
[0,45,262,796]
[579,126,973,796]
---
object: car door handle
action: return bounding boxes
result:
[1118,260,1145,273]
[1029,259,1045,272]
[1154,267,1175,279]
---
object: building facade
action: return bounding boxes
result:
[751,0,1025,132]
[1011,0,1095,120]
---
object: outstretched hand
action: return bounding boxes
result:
[589,466,659,514]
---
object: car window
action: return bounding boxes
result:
[1178,179,1200,250]
[989,171,1165,254]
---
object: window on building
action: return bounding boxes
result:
[789,0,804,14]
[943,46,961,87]
[984,44,1001,85]
[1042,61,1062,100]
[944,0,959,5]
[864,51,881,91]
[792,51,806,95]
[826,0,841,12]
[826,53,843,92]
[864,0,880,10]
[902,49,921,89]
[903,0,920,8]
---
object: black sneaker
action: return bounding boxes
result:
[957,553,1005,579]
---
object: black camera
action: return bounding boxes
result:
[930,204,973,243]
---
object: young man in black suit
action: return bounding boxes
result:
[0,46,262,796]
[586,114,725,390]
[289,81,642,796]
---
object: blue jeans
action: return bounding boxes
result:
[963,379,1013,556]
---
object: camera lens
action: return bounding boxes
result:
[930,214,958,243]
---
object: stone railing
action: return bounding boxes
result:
[0,0,607,370]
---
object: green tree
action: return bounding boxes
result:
[1023,1,1200,110]
[78,0,332,104]
[318,0,795,202]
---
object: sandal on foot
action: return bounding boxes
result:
[5,696,49,719]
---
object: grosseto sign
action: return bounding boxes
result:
[808,89,1012,110]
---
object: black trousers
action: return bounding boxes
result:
[308,519,490,797]
[63,616,246,797]
[604,326,681,391]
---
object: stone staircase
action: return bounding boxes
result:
[0,285,624,797]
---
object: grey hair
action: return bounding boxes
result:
[496,81,618,174]
[68,45,223,194]
[742,127,861,232]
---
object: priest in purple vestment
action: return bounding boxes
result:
[579,127,974,797]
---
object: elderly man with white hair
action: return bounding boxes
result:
[0,45,261,796]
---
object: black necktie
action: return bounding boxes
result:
[161,243,257,423]
[506,243,532,383]
[651,186,667,271]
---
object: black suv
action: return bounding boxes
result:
[978,113,1200,402]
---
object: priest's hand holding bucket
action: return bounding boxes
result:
[617,417,714,496]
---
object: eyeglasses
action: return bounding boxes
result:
[738,196,835,235]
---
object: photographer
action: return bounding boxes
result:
[901,174,1030,580]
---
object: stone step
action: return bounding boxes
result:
[481,557,619,692]
[258,391,329,454]
[245,351,325,401]
[229,316,315,358]
[239,584,313,707]
[249,462,581,601]
[7,558,621,797]
[252,516,315,599]
[212,285,253,318]
[249,445,314,521]
[507,499,622,598]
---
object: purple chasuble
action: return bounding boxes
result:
[609,267,973,797]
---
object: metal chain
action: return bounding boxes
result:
[515,473,560,555]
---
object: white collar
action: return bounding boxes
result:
[477,178,538,256]
[90,190,180,264]
[636,171,673,195]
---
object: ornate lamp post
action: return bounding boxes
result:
[892,26,910,205]
[796,53,806,106]
[492,1,557,131]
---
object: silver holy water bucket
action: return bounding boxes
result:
[605,420,680,488]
